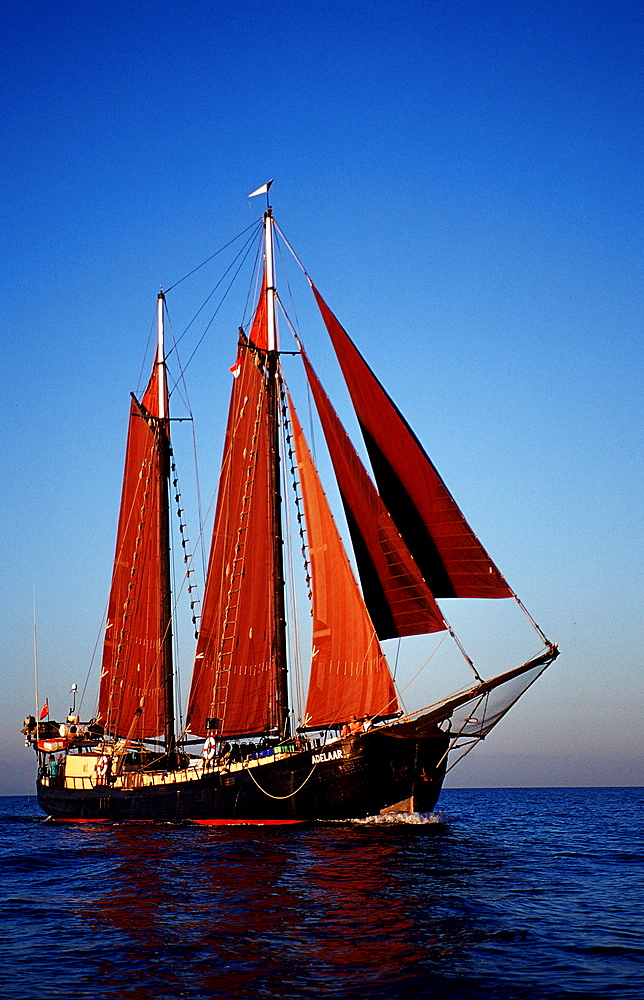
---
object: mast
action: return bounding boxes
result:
[264,207,289,738]
[157,291,176,756]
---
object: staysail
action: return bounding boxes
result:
[300,346,447,641]
[187,336,280,738]
[311,284,513,600]
[287,391,399,727]
[98,360,170,739]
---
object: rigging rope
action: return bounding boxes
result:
[279,377,306,728]
[392,632,449,708]
[169,229,261,374]
[163,219,262,294]
[281,386,313,606]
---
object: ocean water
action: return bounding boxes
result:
[0,787,641,1000]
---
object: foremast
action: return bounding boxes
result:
[264,206,289,739]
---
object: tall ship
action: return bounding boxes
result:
[23,184,558,823]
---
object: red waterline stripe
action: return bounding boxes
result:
[51,817,306,826]
[192,819,307,826]
[51,818,110,823]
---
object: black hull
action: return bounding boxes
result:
[37,730,448,822]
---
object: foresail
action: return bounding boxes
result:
[187,337,279,738]
[311,284,512,600]
[287,391,398,728]
[98,363,169,739]
[300,346,447,641]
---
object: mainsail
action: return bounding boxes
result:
[187,336,279,738]
[311,284,513,600]
[98,359,170,739]
[287,391,399,727]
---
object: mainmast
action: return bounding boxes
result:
[263,205,289,739]
[157,292,176,757]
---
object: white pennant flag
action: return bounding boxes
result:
[248,179,273,198]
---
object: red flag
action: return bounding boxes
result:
[39,700,49,720]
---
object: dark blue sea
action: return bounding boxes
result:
[0,787,641,1000]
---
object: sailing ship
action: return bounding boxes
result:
[23,185,559,823]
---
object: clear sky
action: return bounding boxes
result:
[1,0,641,794]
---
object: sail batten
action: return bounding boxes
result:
[311,284,513,600]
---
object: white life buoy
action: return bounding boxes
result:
[202,736,217,761]
[96,754,109,779]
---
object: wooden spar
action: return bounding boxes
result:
[264,207,289,739]
[157,292,176,757]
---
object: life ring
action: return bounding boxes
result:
[96,754,109,779]
[202,736,217,761]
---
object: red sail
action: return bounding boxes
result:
[301,347,447,640]
[311,285,512,600]
[248,268,269,351]
[287,392,399,728]
[187,337,279,738]
[98,362,169,739]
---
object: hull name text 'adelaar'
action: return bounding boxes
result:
[312,749,343,765]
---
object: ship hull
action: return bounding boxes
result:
[36,729,448,822]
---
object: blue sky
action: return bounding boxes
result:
[1,0,641,793]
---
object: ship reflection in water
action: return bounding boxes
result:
[76,818,489,999]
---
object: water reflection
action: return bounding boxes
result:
[74,820,495,998]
